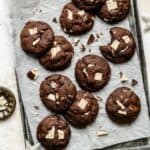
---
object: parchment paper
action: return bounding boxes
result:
[11,0,150,149]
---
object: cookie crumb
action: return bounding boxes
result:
[87,34,95,45]
[74,39,80,46]
[52,17,58,23]
[27,68,39,80]
[131,79,138,86]
[34,106,39,110]
[80,44,86,52]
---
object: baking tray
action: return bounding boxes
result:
[11,0,150,149]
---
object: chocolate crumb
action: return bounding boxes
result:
[87,34,95,45]
[52,17,58,23]
[89,49,92,52]
[74,39,80,46]
[120,72,128,83]
[27,68,38,80]
[131,79,138,86]
[34,106,39,110]
[96,33,100,39]
[80,44,86,52]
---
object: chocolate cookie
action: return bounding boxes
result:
[72,0,103,11]
[40,74,76,113]
[100,27,136,63]
[37,115,71,150]
[64,90,99,128]
[0,87,16,120]
[75,55,111,92]
[98,0,131,24]
[60,3,94,35]
[106,87,141,124]
[39,36,74,70]
[20,21,54,56]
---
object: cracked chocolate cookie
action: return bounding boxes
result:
[37,115,71,150]
[64,90,99,128]
[100,27,136,63]
[60,3,94,35]
[39,36,74,70]
[40,74,76,113]
[75,55,111,92]
[0,87,16,120]
[20,21,54,56]
[72,0,103,11]
[98,0,131,24]
[106,87,141,124]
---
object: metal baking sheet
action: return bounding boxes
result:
[11,0,150,149]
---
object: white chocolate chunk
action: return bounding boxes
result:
[110,40,120,50]
[122,35,130,44]
[120,73,128,82]
[50,81,57,89]
[77,98,88,110]
[116,100,125,110]
[0,96,7,106]
[0,106,6,111]
[30,68,39,80]
[97,130,108,136]
[83,68,89,77]
[29,27,38,35]
[51,46,61,58]
[45,126,55,139]
[55,93,59,100]
[118,110,127,115]
[32,38,40,46]
[47,93,56,101]
[88,64,95,68]
[67,9,73,20]
[77,10,85,16]
[106,0,118,11]
[94,72,103,81]
[58,130,65,140]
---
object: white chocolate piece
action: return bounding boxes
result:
[77,98,88,110]
[32,38,40,46]
[110,40,120,50]
[50,81,57,89]
[77,10,85,16]
[118,110,127,115]
[45,126,55,139]
[30,68,39,80]
[106,0,118,11]
[94,72,103,81]
[0,96,7,106]
[58,130,65,140]
[88,64,95,68]
[116,100,125,110]
[47,93,56,101]
[122,35,131,44]
[120,73,128,82]
[0,106,6,111]
[51,46,61,58]
[29,27,38,35]
[83,68,89,77]
[97,130,108,136]
[67,9,73,20]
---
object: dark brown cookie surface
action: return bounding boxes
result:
[20,21,54,56]
[40,74,76,113]
[37,115,71,150]
[0,87,16,120]
[72,0,103,11]
[60,3,94,35]
[64,90,99,128]
[98,0,130,24]
[106,87,141,124]
[39,36,74,70]
[75,55,111,92]
[100,27,136,63]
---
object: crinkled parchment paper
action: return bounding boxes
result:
[11,0,150,149]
